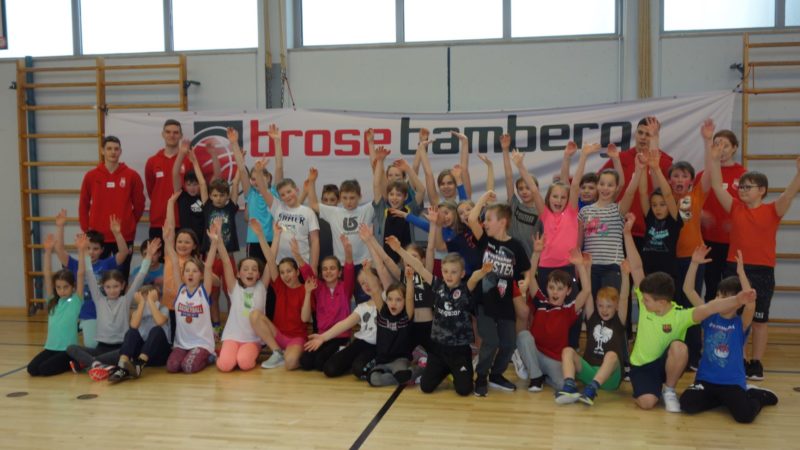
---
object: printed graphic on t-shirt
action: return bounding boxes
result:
[514,207,538,226]
[359,309,375,335]
[679,196,692,221]
[591,323,614,354]
[209,209,234,244]
[177,302,204,323]
[277,211,308,235]
[342,216,359,232]
[706,321,734,367]
[584,217,609,237]
[190,199,203,214]
[242,291,253,317]
[645,225,670,253]
[482,243,516,297]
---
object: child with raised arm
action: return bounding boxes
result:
[417,130,468,206]
[28,234,85,376]
[299,234,355,371]
[709,142,800,380]
[679,246,778,422]
[696,120,746,301]
[67,238,160,380]
[129,238,165,294]
[467,190,531,397]
[372,146,424,263]
[624,213,758,412]
[516,238,592,393]
[232,125,283,264]
[166,222,217,374]
[634,142,682,279]
[197,141,242,330]
[560,141,623,210]
[408,249,491,396]
[310,267,380,380]
[214,221,270,373]
[253,158,320,275]
[172,139,206,241]
[107,286,171,383]
[249,222,314,370]
[578,142,637,298]
[364,263,417,387]
[556,259,630,406]
[501,133,540,258]
[55,209,130,348]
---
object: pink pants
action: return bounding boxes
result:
[167,347,212,374]
[217,340,261,372]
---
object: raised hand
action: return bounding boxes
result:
[169,190,182,204]
[450,131,467,141]
[700,119,715,141]
[500,133,511,150]
[308,167,318,182]
[253,158,270,175]
[565,141,578,157]
[419,128,430,143]
[735,249,746,274]
[393,159,411,173]
[374,146,391,162]
[304,276,317,294]
[226,127,239,144]
[451,164,463,179]
[109,214,122,234]
[385,235,402,252]
[647,147,660,168]
[710,140,723,161]
[477,154,493,166]
[635,152,647,170]
[607,143,620,159]
[518,278,529,297]
[480,261,493,274]
[532,232,545,253]
[623,213,635,233]
[179,139,191,156]
[340,234,352,253]
[267,124,281,140]
[365,128,374,144]
[249,218,264,235]
[55,209,67,228]
[75,233,89,251]
[405,265,414,279]
[646,116,661,138]
[134,291,144,306]
[582,142,601,156]
[691,245,713,265]
[147,288,159,303]
[289,237,301,256]
[736,288,757,305]
[146,237,162,259]
[481,190,497,203]
[510,149,525,167]
[357,223,373,241]
[43,233,56,251]
[568,248,584,266]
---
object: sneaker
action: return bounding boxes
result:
[747,360,765,381]
[417,356,428,369]
[261,350,285,369]
[528,375,546,393]
[69,361,81,374]
[623,366,631,382]
[474,376,488,397]
[746,384,778,406]
[688,364,698,372]
[662,387,681,413]
[132,358,146,378]
[488,374,517,392]
[393,369,413,385]
[119,359,137,379]
[555,383,580,404]
[511,350,529,380]
[108,366,130,384]
[579,385,597,406]
[88,364,116,381]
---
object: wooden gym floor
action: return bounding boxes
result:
[1,309,798,449]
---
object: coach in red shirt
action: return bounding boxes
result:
[145,119,193,239]
[79,135,145,276]
[601,116,673,243]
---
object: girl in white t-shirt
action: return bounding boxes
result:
[215,223,271,372]
[306,265,381,380]
[166,222,217,374]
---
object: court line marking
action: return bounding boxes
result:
[0,320,47,323]
[0,343,40,347]
[765,369,800,375]
[0,366,26,378]
[350,384,406,450]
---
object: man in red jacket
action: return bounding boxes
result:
[79,135,145,276]
[601,116,673,246]
[145,119,193,239]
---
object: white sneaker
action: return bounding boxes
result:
[662,387,681,413]
[261,350,284,369]
[511,350,529,380]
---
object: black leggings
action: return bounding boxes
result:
[120,327,171,366]
[27,349,71,376]
[66,342,121,368]
[680,380,764,424]
[421,343,473,396]
[703,241,729,301]
[300,337,349,371]
[322,338,376,379]
[409,321,432,354]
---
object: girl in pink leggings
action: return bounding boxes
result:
[216,221,270,372]
[165,223,217,374]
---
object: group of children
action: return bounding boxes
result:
[29,116,800,423]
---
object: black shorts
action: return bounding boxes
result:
[630,346,673,398]
[725,263,774,323]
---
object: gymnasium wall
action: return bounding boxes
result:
[0,1,797,320]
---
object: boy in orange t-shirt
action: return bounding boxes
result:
[710,142,800,381]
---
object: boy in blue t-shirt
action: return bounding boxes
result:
[679,246,778,423]
[55,209,129,348]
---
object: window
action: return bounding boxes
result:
[788,0,800,26]
[302,0,395,46]
[173,0,258,51]
[80,0,164,54]
[663,0,775,31]
[404,0,503,42]
[0,0,73,58]
[511,0,617,38]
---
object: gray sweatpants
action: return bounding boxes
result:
[516,330,564,388]
[368,358,416,387]
[475,306,517,378]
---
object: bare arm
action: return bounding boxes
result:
[684,245,711,308]
[307,168,320,213]
[250,219,279,283]
[301,277,315,323]
[618,261,631,325]
[227,127,250,198]
[693,289,756,324]
[359,224,400,285]
[418,137,440,206]
[309,230,320,276]
[478,154,495,193]
[252,159,275,208]
[268,124,285,183]
[453,132,472,199]
[386,235,433,284]
[501,134,514,203]
[109,215,130,266]
[54,209,69,266]
[203,231,218,295]
[305,311,360,350]
[42,234,56,299]
[608,144,625,193]
[699,119,715,193]
[404,266,415,320]
[173,140,189,193]
[709,140,733,213]
[130,293,146,329]
[775,157,800,217]
[560,141,577,185]
[394,159,426,205]
[623,213,644,288]
[570,143,601,209]
[468,191,495,240]
[467,262,492,291]
[511,150,546,215]
[75,234,86,300]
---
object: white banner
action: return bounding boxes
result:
[107,91,734,205]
